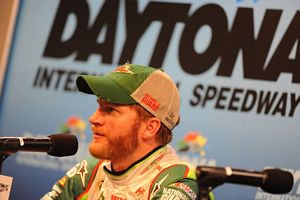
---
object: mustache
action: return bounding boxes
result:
[91,125,103,133]
[91,125,109,135]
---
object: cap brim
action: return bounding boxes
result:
[76,75,137,104]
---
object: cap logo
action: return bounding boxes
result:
[141,93,160,111]
[114,64,133,74]
[165,116,175,127]
[169,112,175,119]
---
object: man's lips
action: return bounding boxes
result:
[92,131,106,139]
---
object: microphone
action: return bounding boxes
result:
[196,166,294,194]
[0,133,78,157]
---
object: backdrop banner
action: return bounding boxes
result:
[0,0,299,199]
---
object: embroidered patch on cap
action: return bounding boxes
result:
[141,93,160,111]
[114,63,134,74]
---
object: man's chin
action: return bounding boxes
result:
[89,141,109,159]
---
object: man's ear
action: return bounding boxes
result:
[142,117,161,139]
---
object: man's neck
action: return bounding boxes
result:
[111,145,163,172]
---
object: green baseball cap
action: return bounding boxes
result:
[76,63,180,130]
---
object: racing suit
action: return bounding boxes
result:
[42,145,213,200]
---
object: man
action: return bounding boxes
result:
[42,63,212,200]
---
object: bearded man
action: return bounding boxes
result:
[42,64,214,200]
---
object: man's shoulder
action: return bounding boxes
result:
[41,157,106,200]
[66,156,103,175]
[64,157,106,187]
[148,163,199,200]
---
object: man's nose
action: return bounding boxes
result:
[89,110,104,126]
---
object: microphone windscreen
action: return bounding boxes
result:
[262,169,294,194]
[48,133,78,157]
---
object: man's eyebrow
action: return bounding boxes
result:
[97,99,121,107]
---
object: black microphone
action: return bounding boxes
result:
[196,166,294,194]
[0,133,78,157]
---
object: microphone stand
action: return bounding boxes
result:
[196,167,227,200]
[0,139,19,174]
[0,152,14,200]
[0,154,9,174]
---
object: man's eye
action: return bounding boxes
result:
[103,107,114,113]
